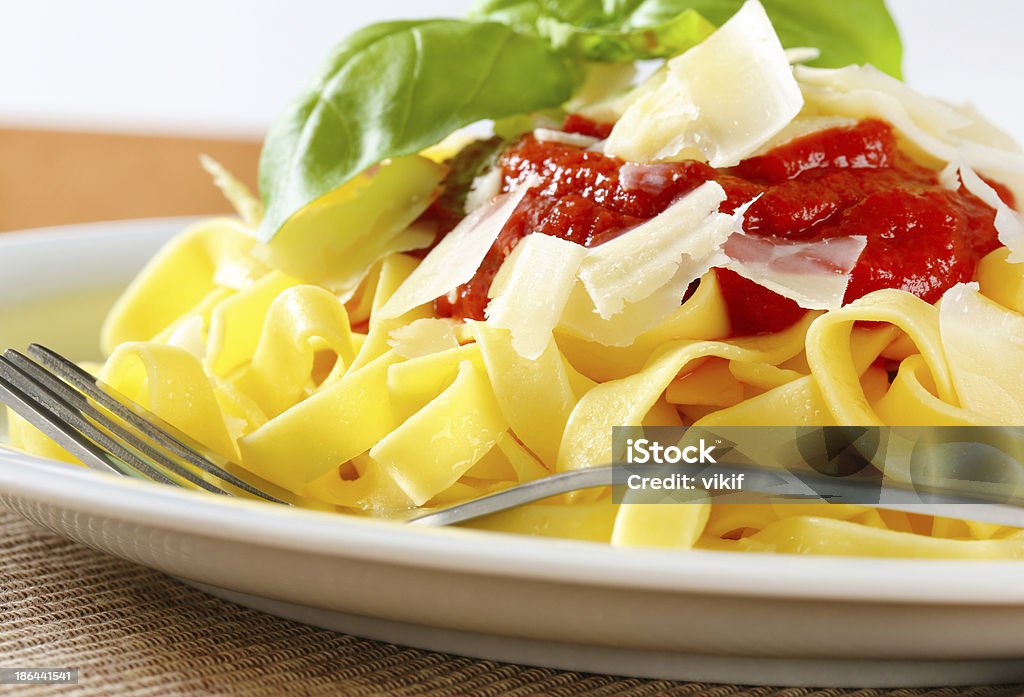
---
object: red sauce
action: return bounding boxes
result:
[429,117,1013,336]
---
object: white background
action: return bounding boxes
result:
[0,0,1022,142]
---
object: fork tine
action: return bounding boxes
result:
[4,349,234,497]
[0,355,178,485]
[27,344,289,505]
[0,370,141,477]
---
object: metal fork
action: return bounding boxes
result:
[4,344,1024,529]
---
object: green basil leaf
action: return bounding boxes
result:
[257,19,579,241]
[538,9,715,61]
[467,0,546,32]
[469,0,716,60]
[471,0,902,77]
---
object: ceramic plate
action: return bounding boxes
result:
[2,219,1024,688]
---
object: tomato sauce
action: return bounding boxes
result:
[428,117,1012,336]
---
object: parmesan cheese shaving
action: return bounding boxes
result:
[784,47,820,65]
[465,166,503,213]
[797,64,972,135]
[939,283,1024,424]
[533,129,601,149]
[485,233,587,360]
[560,252,722,347]
[387,318,461,359]
[579,181,728,319]
[377,180,534,319]
[956,165,1024,263]
[796,63,1024,200]
[605,0,803,167]
[199,154,264,227]
[724,234,867,310]
[619,163,679,194]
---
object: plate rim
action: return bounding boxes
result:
[4,448,1024,605]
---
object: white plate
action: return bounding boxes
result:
[1,218,1024,688]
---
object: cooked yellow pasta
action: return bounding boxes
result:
[9,0,1024,559]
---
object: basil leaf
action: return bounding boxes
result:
[538,9,715,61]
[257,19,579,241]
[469,0,715,60]
[471,0,902,77]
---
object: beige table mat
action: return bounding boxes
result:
[0,510,1021,696]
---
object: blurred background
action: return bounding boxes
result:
[1,0,1021,232]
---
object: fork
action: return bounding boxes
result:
[3,344,1024,529]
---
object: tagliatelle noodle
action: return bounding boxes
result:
[611,503,711,549]
[939,283,1024,423]
[386,344,485,421]
[463,500,620,542]
[736,516,1024,558]
[473,324,575,468]
[370,360,508,505]
[303,452,414,512]
[805,289,956,426]
[239,351,404,492]
[101,218,267,353]
[204,272,302,376]
[233,285,356,418]
[100,343,240,462]
[556,312,816,474]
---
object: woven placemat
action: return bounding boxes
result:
[0,508,1019,697]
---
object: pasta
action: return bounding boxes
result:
[9,0,1024,558]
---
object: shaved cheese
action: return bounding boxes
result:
[485,233,587,360]
[940,283,1024,423]
[533,129,600,149]
[465,166,503,213]
[619,163,679,195]
[579,181,728,319]
[796,64,1024,198]
[199,154,263,227]
[560,253,721,347]
[387,318,460,359]
[784,47,820,65]
[558,189,745,347]
[377,181,533,319]
[957,165,1024,263]
[797,64,972,134]
[952,103,1024,153]
[939,162,961,191]
[606,0,802,167]
[724,234,867,310]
